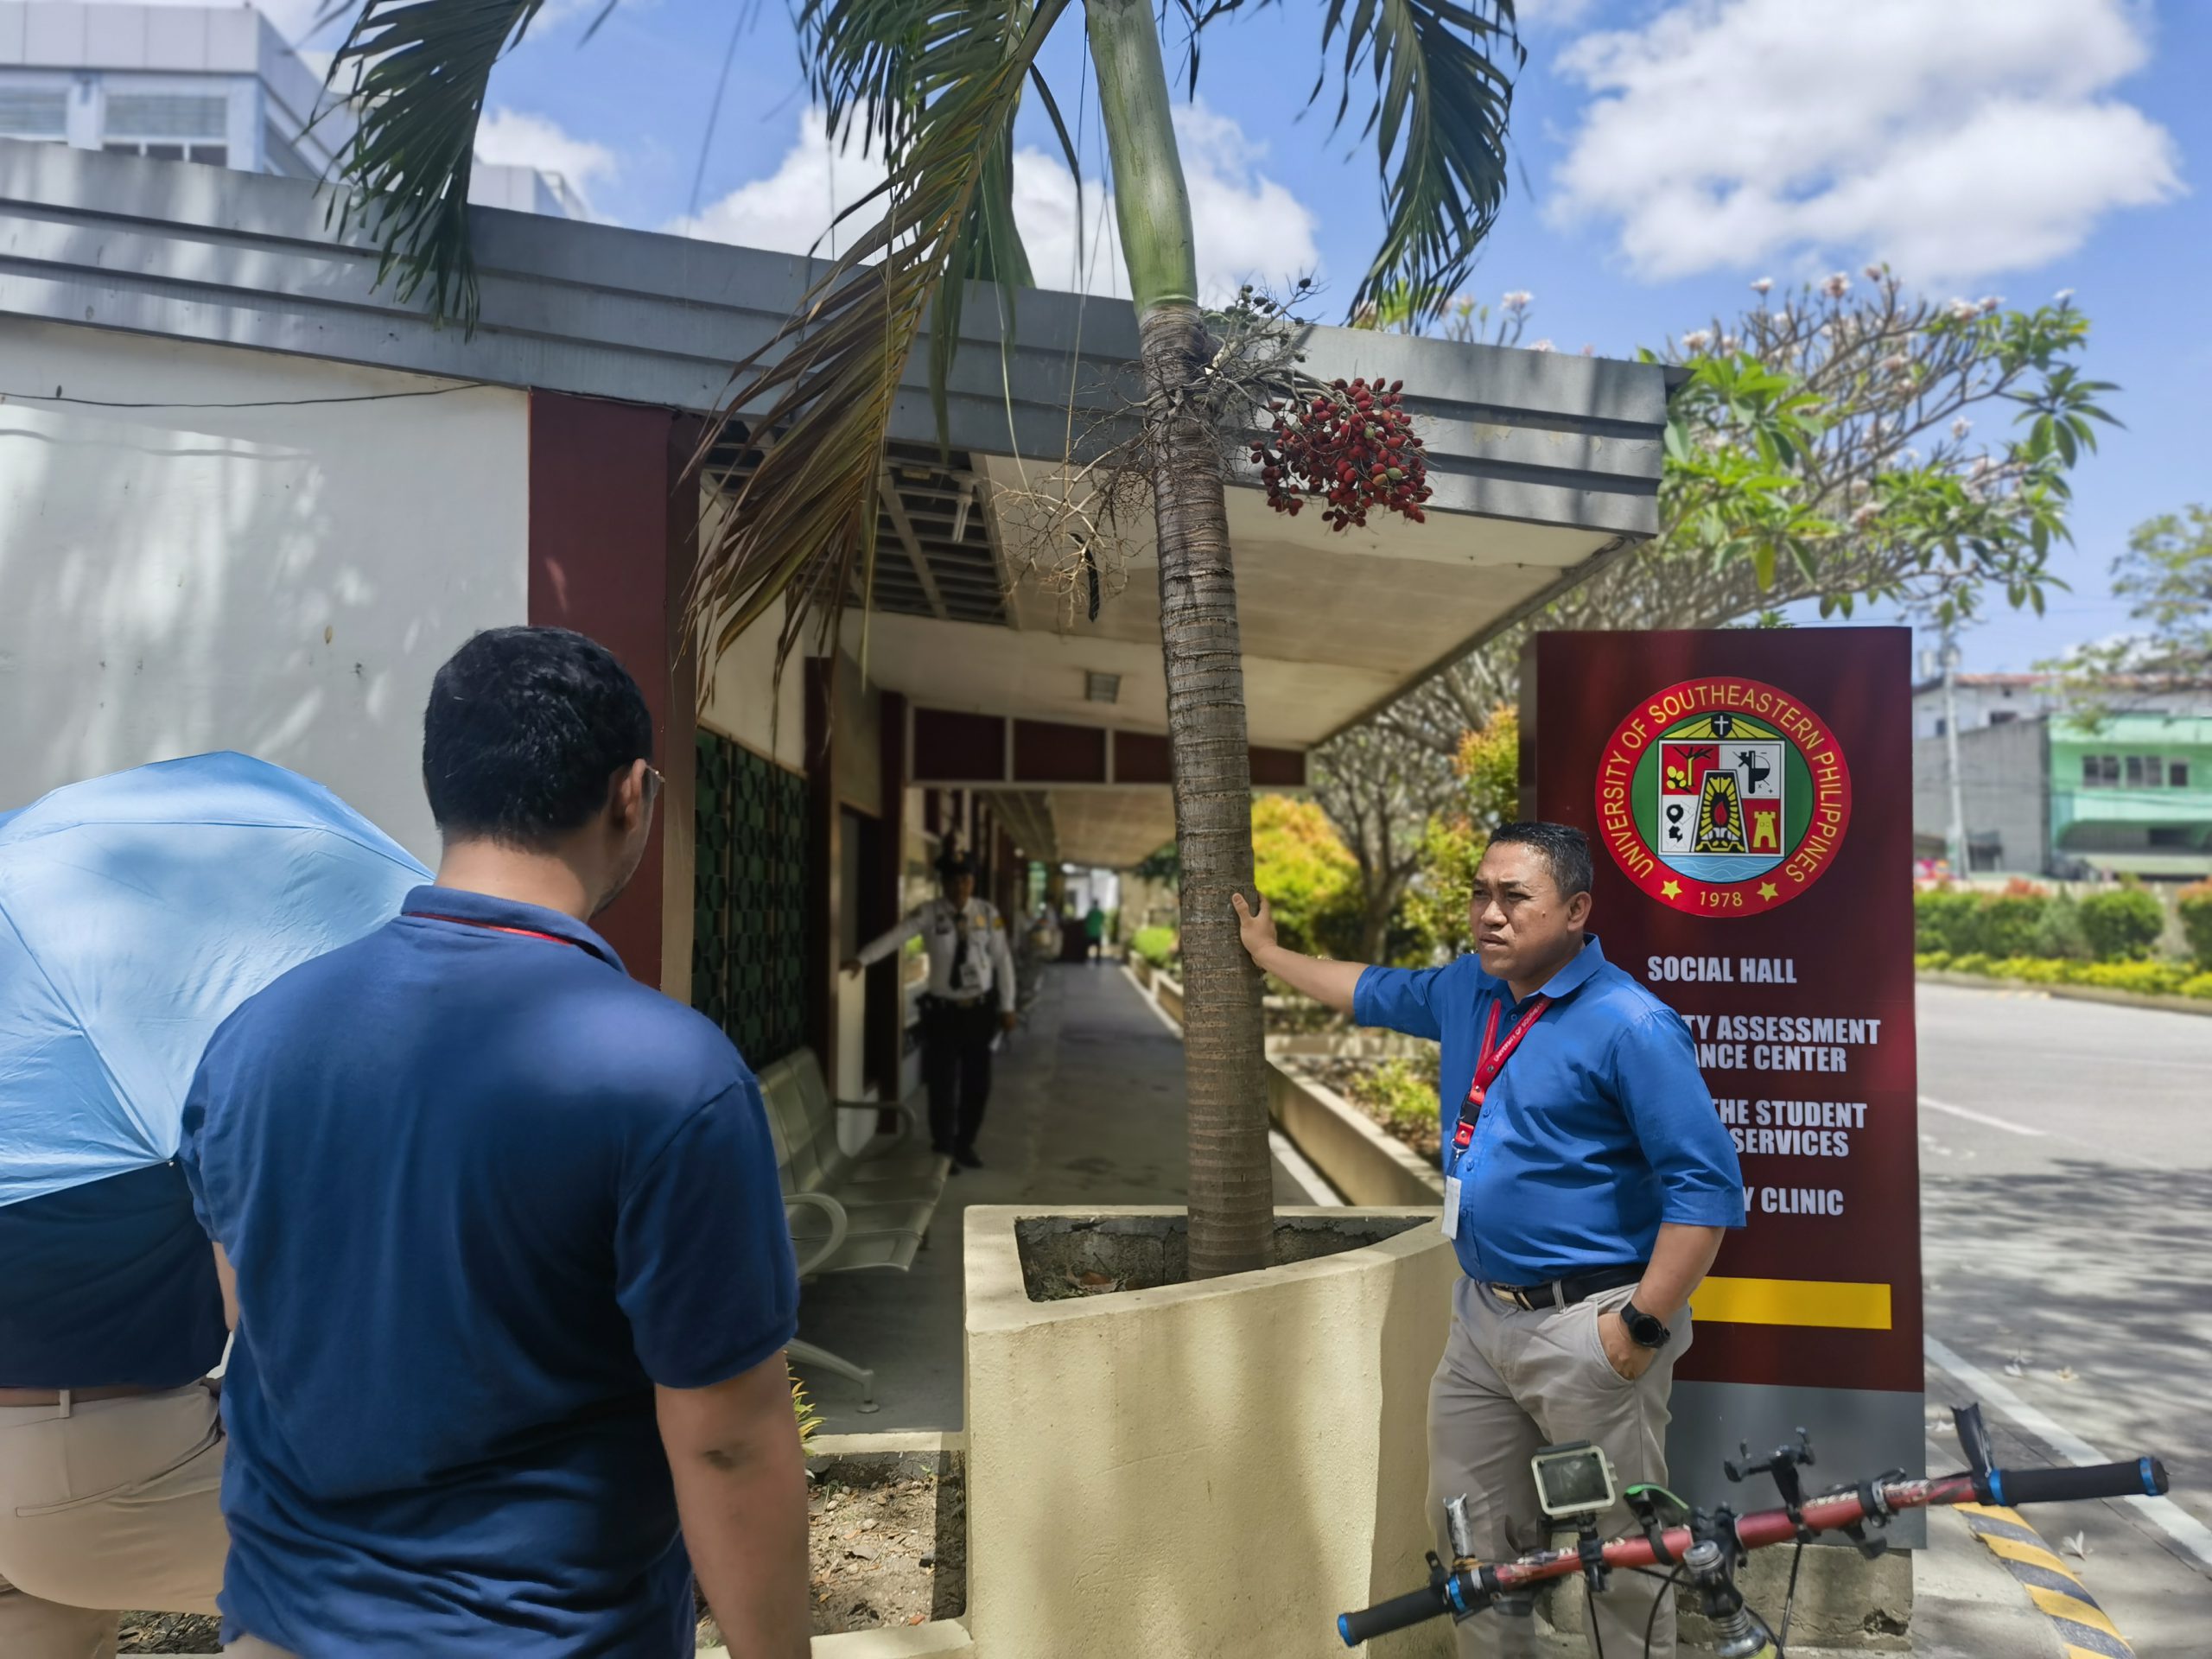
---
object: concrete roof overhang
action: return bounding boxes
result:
[0,143,1672,868]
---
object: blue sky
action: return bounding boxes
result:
[276,0,2202,673]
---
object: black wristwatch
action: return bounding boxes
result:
[1619,1300,1671,1351]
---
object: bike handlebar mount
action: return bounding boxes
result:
[1337,1401,2172,1653]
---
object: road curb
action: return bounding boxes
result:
[1917,971,2212,1020]
[1955,1502,2135,1656]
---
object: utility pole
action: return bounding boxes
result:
[1940,624,1969,879]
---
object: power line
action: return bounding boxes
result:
[0,383,492,410]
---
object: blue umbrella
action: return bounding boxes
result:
[0,753,429,1209]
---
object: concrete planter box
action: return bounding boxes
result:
[1130,956,1155,990]
[1268,1061,1444,1210]
[963,1206,1456,1658]
[1153,975,1185,1024]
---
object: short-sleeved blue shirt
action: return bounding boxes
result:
[179,886,799,1658]
[1354,933,1744,1284]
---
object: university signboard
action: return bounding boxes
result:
[1526,628,1924,1534]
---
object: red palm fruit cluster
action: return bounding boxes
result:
[1249,377,1431,531]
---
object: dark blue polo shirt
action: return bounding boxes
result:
[0,1162,226,1389]
[1354,933,1745,1284]
[179,886,798,1657]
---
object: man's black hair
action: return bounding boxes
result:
[423,626,654,845]
[1489,821,1594,899]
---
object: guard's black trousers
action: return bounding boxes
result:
[920,997,997,1154]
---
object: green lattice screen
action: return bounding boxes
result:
[692,731,810,1068]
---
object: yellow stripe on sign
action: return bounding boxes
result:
[2028,1586,2125,1641]
[1691,1277,1893,1330]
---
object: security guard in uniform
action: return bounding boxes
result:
[843,850,1016,1169]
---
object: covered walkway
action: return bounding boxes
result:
[789,963,1321,1434]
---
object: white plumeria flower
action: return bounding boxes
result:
[1682,329,1713,351]
[1751,276,1774,296]
[1530,338,1554,353]
[1503,289,1533,312]
[2055,288,2075,302]
[1853,504,1882,529]
[1721,335,1740,353]
[1864,263,1885,283]
[1880,353,1910,373]
[1579,343,1596,356]
[1948,298,1980,321]
[1821,271,1852,299]
[1979,296,2002,314]
[1951,416,1972,440]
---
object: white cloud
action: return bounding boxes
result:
[1515,0,1599,29]
[673,99,1319,303]
[474,107,619,205]
[1546,0,2183,287]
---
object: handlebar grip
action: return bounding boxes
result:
[1338,1583,1448,1647]
[1987,1458,2168,1507]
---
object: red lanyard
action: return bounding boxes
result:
[408,912,588,953]
[1452,995,1549,1150]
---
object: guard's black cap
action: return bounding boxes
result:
[935,849,976,879]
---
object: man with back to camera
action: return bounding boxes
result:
[177,627,809,1657]
[1235,822,1744,1658]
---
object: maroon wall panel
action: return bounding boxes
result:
[1249,747,1307,788]
[913,709,1007,782]
[1111,731,1173,785]
[1013,719,1109,784]
[527,392,678,988]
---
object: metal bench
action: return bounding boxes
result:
[757,1049,949,1413]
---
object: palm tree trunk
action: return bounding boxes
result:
[1087,0,1270,1280]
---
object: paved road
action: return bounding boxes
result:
[1916,982,2212,1655]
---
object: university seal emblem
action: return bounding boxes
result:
[1593,676,1853,913]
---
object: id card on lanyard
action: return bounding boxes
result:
[1440,994,1548,1240]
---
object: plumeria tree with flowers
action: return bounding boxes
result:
[1313,269,2116,931]
[1366,266,2116,743]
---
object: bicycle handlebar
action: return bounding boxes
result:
[1337,1452,2171,1647]
[1336,1583,1458,1647]
[1984,1458,2167,1507]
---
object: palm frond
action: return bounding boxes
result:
[321,0,547,331]
[1315,0,1522,320]
[687,0,1073,694]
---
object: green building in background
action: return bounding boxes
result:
[1913,700,2212,880]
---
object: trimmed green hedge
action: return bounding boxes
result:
[1915,883,2165,963]
[2177,881,2212,971]
[2078,887,2165,962]
[1918,950,2212,1001]
[1129,925,1179,969]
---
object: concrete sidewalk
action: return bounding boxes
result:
[788,962,1313,1435]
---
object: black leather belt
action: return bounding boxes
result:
[1484,1263,1645,1312]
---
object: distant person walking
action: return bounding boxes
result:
[180,627,808,1657]
[1084,901,1109,963]
[845,849,1015,1170]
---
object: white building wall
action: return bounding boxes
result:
[0,317,530,863]
[697,503,808,773]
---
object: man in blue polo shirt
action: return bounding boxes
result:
[1236,821,1743,1659]
[179,627,808,1657]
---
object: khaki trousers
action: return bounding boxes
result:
[0,1384,228,1659]
[1427,1277,1691,1659]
